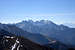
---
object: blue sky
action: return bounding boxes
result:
[0,0,75,26]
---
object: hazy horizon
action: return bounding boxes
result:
[0,0,75,27]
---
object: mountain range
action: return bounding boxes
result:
[0,23,50,45]
[0,20,75,50]
[15,20,75,46]
[0,23,70,50]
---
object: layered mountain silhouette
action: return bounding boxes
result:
[0,22,75,50]
[0,23,50,45]
[15,20,75,46]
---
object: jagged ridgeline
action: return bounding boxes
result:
[16,20,75,46]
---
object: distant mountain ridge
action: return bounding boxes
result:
[16,20,69,34]
[63,23,75,28]
[15,20,75,46]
